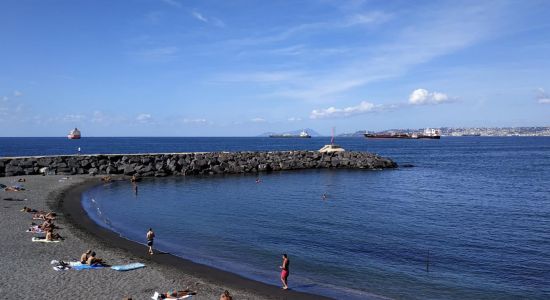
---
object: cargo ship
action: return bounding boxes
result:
[269,130,311,138]
[364,128,440,139]
[67,128,81,139]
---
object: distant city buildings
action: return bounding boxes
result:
[341,127,550,137]
[439,127,550,136]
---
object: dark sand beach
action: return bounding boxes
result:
[0,175,330,299]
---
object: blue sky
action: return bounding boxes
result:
[1,0,549,136]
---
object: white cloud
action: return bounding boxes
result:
[287,117,302,122]
[251,117,266,123]
[136,113,153,123]
[63,114,86,123]
[1,96,8,102]
[131,46,179,62]
[161,0,182,8]
[345,11,393,26]
[408,89,451,105]
[537,88,550,104]
[191,11,225,27]
[225,2,510,102]
[192,11,208,23]
[13,90,23,97]
[183,118,209,125]
[218,71,304,83]
[310,101,381,119]
[91,111,106,123]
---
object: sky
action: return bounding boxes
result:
[1,0,550,137]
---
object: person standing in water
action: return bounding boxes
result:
[279,254,290,289]
[146,228,155,255]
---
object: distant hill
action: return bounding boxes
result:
[338,130,366,137]
[259,128,322,137]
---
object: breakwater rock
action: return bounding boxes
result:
[0,151,397,177]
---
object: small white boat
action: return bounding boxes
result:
[319,127,345,152]
[319,144,345,153]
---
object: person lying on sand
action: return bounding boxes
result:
[45,228,64,241]
[220,290,233,300]
[21,206,38,213]
[86,251,106,266]
[80,250,92,264]
[5,185,25,192]
[33,212,56,220]
[159,290,196,299]
[17,178,26,182]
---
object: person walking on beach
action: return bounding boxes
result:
[146,228,155,255]
[279,254,290,290]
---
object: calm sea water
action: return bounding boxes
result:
[3,137,549,299]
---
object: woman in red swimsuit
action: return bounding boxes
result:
[280,254,290,290]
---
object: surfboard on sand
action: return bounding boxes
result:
[111,263,145,271]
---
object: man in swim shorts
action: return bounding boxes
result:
[147,228,155,255]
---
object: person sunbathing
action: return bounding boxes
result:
[5,186,25,192]
[86,252,106,266]
[45,228,63,241]
[40,219,56,231]
[80,250,92,264]
[18,178,26,182]
[21,206,38,213]
[33,212,56,220]
[220,290,233,300]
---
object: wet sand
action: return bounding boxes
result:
[0,175,330,299]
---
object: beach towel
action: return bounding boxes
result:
[31,237,60,243]
[71,264,105,270]
[111,263,146,271]
[151,292,193,300]
[26,226,45,233]
[51,260,82,271]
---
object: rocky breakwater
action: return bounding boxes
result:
[0,151,397,177]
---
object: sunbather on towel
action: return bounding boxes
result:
[45,228,64,241]
[86,252,106,266]
[5,186,25,192]
[33,212,56,220]
[40,219,55,231]
[21,206,38,213]
[80,250,92,264]
[220,290,232,300]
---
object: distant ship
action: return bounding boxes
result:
[364,128,441,139]
[68,128,81,139]
[461,133,481,137]
[269,130,311,138]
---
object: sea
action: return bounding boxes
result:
[2,137,549,299]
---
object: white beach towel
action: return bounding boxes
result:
[31,237,60,243]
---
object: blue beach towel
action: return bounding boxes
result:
[111,263,145,271]
[71,264,105,270]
